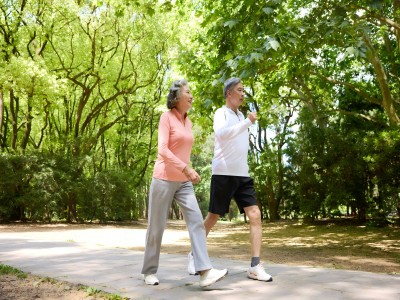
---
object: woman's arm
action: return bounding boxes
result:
[157,113,187,172]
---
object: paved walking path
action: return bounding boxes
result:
[0,227,399,300]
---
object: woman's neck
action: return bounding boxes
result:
[175,107,186,117]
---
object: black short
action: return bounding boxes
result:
[209,175,257,216]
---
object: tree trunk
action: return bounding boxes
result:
[356,193,367,221]
[275,146,284,220]
[362,31,400,126]
[67,192,79,223]
[20,101,32,150]
[9,89,18,150]
[394,0,400,51]
[171,200,181,220]
[0,91,4,144]
[266,177,280,221]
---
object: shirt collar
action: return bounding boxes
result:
[171,108,187,121]
[224,105,241,115]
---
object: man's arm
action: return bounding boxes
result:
[214,109,254,140]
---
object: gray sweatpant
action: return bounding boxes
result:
[141,178,213,275]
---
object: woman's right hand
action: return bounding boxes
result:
[183,166,201,184]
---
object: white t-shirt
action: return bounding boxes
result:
[212,105,253,177]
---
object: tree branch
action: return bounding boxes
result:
[312,71,381,106]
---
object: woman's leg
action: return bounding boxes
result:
[175,181,213,272]
[141,178,177,275]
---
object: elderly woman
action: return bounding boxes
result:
[141,79,228,287]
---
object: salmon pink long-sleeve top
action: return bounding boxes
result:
[152,108,193,182]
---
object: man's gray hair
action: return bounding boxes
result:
[167,79,188,109]
[224,77,242,99]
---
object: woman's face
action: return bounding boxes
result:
[176,85,193,113]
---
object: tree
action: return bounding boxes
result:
[180,0,400,221]
[0,0,182,222]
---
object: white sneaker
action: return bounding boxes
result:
[187,252,198,275]
[247,264,273,282]
[143,274,159,285]
[199,268,228,287]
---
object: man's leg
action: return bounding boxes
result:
[203,212,220,236]
[243,205,272,282]
[243,205,262,258]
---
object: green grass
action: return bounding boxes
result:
[80,286,129,300]
[0,264,27,278]
[0,264,129,300]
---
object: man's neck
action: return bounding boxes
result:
[226,102,239,113]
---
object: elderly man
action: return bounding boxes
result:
[188,77,272,282]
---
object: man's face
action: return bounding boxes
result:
[227,82,245,110]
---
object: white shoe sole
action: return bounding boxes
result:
[200,270,228,287]
[143,274,159,285]
[247,272,273,282]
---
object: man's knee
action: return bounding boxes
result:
[245,206,262,224]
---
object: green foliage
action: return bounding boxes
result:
[1,0,400,223]
[84,286,102,296]
[0,152,140,223]
[191,126,214,217]
[0,0,183,222]
[177,0,400,222]
[77,170,135,223]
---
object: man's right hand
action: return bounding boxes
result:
[248,112,257,124]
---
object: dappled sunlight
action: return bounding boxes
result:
[266,236,346,247]
[333,256,399,267]
[367,240,400,252]
[2,220,399,274]
[208,231,233,239]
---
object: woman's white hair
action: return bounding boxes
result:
[167,79,188,109]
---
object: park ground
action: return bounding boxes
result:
[0,219,399,299]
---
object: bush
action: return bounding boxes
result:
[77,170,134,223]
[0,152,138,223]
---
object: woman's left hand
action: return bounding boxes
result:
[183,166,201,184]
